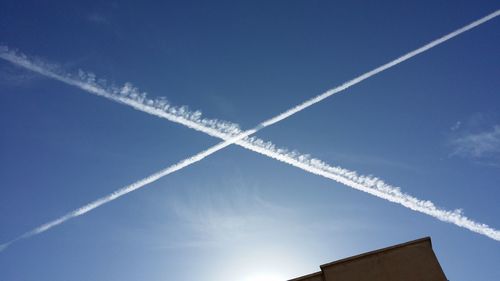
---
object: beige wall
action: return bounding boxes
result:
[289,237,447,281]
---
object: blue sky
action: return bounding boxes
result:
[0,1,499,280]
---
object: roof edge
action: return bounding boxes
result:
[320,237,432,269]
[288,271,323,281]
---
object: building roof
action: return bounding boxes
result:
[288,237,447,281]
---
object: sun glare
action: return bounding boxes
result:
[243,273,286,281]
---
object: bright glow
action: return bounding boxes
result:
[243,273,287,281]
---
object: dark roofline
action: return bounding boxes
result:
[288,271,322,281]
[319,237,432,270]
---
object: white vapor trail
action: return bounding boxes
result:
[260,9,500,127]
[1,10,499,250]
[0,138,245,251]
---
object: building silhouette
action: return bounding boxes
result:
[289,237,447,281]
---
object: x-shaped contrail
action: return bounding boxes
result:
[1,10,499,251]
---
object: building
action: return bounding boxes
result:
[289,237,447,281]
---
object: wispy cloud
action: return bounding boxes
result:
[448,112,500,166]
[166,186,294,248]
[451,121,462,131]
[451,125,500,159]
[1,10,500,250]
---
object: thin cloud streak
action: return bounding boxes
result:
[166,186,295,248]
[0,137,244,251]
[1,10,499,250]
[3,10,499,148]
[451,125,500,159]
[263,10,499,126]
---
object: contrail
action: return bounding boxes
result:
[237,138,500,241]
[260,9,500,127]
[1,10,499,250]
[2,10,499,143]
[0,136,249,251]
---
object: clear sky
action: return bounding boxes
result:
[0,1,499,280]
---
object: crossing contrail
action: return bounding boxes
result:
[1,129,499,252]
[2,10,499,144]
[1,10,499,250]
